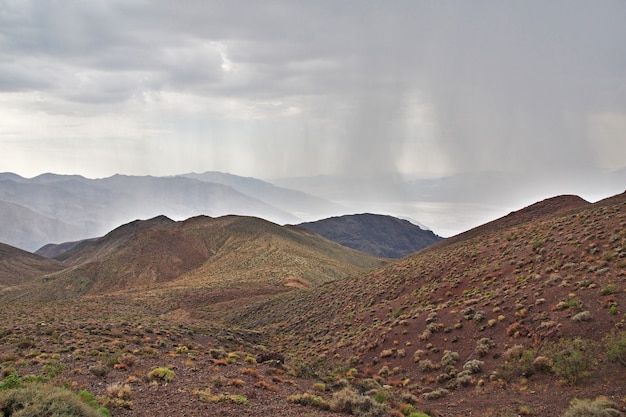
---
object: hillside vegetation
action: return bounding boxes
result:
[233,192,626,416]
[0,192,624,416]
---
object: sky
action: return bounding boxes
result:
[1,1,625,234]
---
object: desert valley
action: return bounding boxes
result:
[0,173,624,417]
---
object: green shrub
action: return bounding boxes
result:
[146,366,174,382]
[0,373,22,390]
[605,331,626,368]
[42,360,65,379]
[0,384,108,417]
[544,337,597,385]
[501,346,536,380]
[561,396,622,417]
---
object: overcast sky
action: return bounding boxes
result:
[1,2,625,198]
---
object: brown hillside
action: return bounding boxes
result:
[4,215,384,302]
[0,242,63,289]
[431,194,591,250]
[232,193,626,416]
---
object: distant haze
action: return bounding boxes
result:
[1,2,625,236]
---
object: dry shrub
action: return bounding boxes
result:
[254,380,279,392]
[116,354,137,368]
[462,359,483,374]
[422,388,449,400]
[440,350,459,366]
[287,393,329,409]
[561,396,622,417]
[418,359,439,373]
[238,367,260,378]
[475,338,495,357]
[329,388,389,417]
[105,382,132,400]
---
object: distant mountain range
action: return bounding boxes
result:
[0,172,342,251]
[298,213,442,258]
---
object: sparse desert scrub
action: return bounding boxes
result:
[560,396,622,417]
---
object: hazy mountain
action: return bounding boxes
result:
[0,200,85,252]
[274,171,626,205]
[297,213,442,258]
[179,171,343,219]
[0,173,306,251]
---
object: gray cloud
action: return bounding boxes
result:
[1,0,625,195]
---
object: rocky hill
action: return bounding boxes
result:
[233,192,626,416]
[0,242,64,289]
[298,213,442,258]
[1,215,384,303]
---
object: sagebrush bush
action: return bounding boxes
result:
[329,388,389,417]
[475,338,495,357]
[440,350,459,366]
[571,311,591,322]
[463,359,483,374]
[422,388,449,400]
[561,396,622,417]
[288,392,329,409]
[418,359,439,373]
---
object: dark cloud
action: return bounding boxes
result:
[0,0,625,188]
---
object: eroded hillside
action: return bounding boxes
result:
[233,193,626,416]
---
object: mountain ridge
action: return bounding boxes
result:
[298,213,442,258]
[1,214,384,302]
